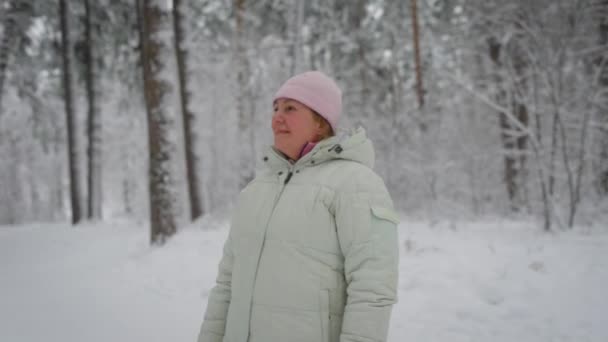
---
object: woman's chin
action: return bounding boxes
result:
[273,141,288,152]
[273,135,289,146]
[273,141,295,157]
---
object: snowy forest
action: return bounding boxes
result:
[1,0,608,236]
[2,1,608,342]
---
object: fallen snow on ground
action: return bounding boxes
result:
[1,218,606,342]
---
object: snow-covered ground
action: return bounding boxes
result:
[1,218,607,342]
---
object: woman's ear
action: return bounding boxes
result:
[312,122,323,142]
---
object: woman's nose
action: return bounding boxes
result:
[273,110,285,121]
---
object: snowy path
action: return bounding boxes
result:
[1,220,607,342]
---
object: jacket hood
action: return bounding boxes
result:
[264,127,375,172]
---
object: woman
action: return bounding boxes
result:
[198,71,399,342]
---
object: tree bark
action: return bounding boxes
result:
[141,0,178,245]
[0,1,29,111]
[235,0,254,189]
[173,0,203,220]
[410,0,424,111]
[84,0,102,220]
[488,37,529,212]
[488,39,515,207]
[59,0,83,224]
[0,5,17,110]
[596,0,608,195]
[570,108,592,227]
[511,45,530,211]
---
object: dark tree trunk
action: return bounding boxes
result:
[499,110,518,206]
[141,0,178,245]
[59,0,83,224]
[410,0,424,110]
[515,101,529,207]
[597,0,608,195]
[173,0,204,220]
[410,0,427,133]
[488,37,529,212]
[512,46,530,210]
[488,39,515,206]
[84,0,102,220]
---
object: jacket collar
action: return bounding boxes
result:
[261,127,374,173]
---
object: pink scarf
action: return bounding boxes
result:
[298,142,317,159]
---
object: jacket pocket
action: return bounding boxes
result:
[369,205,400,300]
[319,289,330,342]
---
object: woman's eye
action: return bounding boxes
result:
[286,106,295,111]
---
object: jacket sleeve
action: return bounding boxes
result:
[197,235,234,342]
[334,174,400,342]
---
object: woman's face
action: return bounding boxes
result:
[272,98,320,160]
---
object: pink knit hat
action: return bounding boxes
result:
[273,71,342,133]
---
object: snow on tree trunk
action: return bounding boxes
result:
[288,0,305,74]
[235,0,255,189]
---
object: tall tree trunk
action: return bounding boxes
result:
[349,0,369,125]
[173,0,203,220]
[488,37,529,212]
[0,5,17,110]
[410,0,427,134]
[515,102,529,209]
[410,0,424,110]
[570,108,592,228]
[235,0,254,189]
[0,0,28,111]
[597,0,608,196]
[84,0,102,220]
[132,0,145,219]
[531,73,552,231]
[141,0,178,245]
[499,110,518,207]
[512,46,530,211]
[136,0,145,68]
[289,0,305,74]
[488,39,514,207]
[3,138,20,224]
[59,0,83,224]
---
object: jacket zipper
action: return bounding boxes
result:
[284,171,293,185]
[247,166,294,339]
